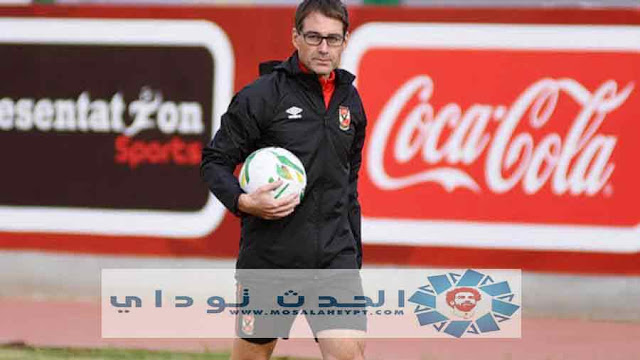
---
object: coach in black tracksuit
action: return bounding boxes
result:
[202,1,368,357]
[200,51,366,270]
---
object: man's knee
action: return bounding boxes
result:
[230,338,277,360]
[317,332,365,360]
[322,351,365,360]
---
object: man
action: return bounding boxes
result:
[445,287,482,319]
[200,0,367,359]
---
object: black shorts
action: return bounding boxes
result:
[234,270,367,344]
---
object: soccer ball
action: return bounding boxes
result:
[238,147,307,200]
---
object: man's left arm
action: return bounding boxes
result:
[348,97,367,269]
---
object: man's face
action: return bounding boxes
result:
[292,11,347,78]
[452,292,478,312]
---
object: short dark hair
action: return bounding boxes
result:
[294,0,349,35]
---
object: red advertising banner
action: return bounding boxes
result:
[343,24,639,253]
[0,5,638,274]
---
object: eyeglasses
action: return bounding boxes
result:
[299,31,345,47]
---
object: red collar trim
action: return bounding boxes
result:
[298,61,335,84]
[319,70,336,85]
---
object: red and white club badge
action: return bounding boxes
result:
[339,105,351,131]
[241,314,255,335]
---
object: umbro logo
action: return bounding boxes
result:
[286,106,303,119]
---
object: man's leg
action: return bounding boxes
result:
[230,338,277,360]
[231,275,291,360]
[310,269,367,360]
[316,330,365,360]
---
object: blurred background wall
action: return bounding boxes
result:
[0,0,638,321]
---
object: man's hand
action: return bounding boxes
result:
[238,180,300,220]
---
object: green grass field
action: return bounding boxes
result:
[0,344,315,360]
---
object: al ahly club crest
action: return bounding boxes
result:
[338,105,351,131]
[241,314,255,335]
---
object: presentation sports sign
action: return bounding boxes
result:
[0,19,233,238]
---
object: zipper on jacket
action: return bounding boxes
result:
[298,75,324,269]
[315,111,330,269]
[313,76,328,269]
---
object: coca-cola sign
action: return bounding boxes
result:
[0,19,233,238]
[342,23,640,252]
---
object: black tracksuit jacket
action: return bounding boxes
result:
[201,52,366,269]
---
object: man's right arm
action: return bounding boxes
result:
[200,91,264,216]
[201,83,299,219]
